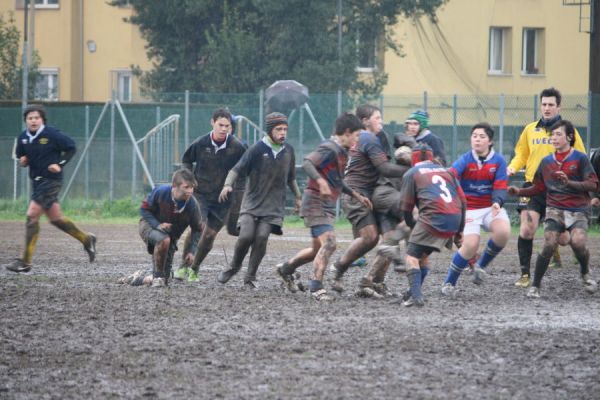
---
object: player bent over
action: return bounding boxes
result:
[507,120,598,298]
[275,113,371,301]
[125,169,203,288]
[397,144,466,307]
[441,123,510,297]
[6,105,96,273]
[217,112,302,288]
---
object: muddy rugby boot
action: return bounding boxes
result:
[350,257,368,268]
[151,277,166,288]
[355,286,384,299]
[243,280,259,290]
[472,266,487,285]
[311,288,334,301]
[329,263,346,293]
[84,233,97,262]
[218,267,240,284]
[187,269,200,283]
[173,266,190,280]
[276,264,298,293]
[5,258,32,273]
[549,249,562,269]
[441,283,458,298]
[515,273,530,288]
[582,274,598,293]
[373,282,395,297]
[526,286,540,298]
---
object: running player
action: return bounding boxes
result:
[275,113,371,301]
[174,108,247,282]
[398,143,466,307]
[217,112,302,288]
[507,120,598,298]
[6,105,96,273]
[441,123,510,297]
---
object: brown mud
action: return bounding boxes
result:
[1,221,599,399]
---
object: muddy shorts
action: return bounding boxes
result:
[139,219,169,254]
[309,224,334,238]
[516,182,546,218]
[371,184,401,234]
[407,221,450,253]
[544,207,589,232]
[195,192,229,231]
[31,177,62,210]
[342,193,377,232]
[238,213,283,235]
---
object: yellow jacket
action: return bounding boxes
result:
[508,119,586,182]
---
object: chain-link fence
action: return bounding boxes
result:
[1,92,597,201]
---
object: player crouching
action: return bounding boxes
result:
[507,120,598,298]
[119,169,202,288]
[396,144,466,306]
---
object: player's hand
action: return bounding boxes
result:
[48,163,61,173]
[507,186,519,196]
[294,197,302,214]
[317,179,332,201]
[184,252,194,266]
[218,185,233,203]
[591,197,600,208]
[507,167,515,176]
[19,156,28,167]
[357,194,373,210]
[552,171,569,185]
[158,222,172,233]
[491,202,501,217]
[453,232,463,248]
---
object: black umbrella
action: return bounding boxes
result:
[265,80,309,112]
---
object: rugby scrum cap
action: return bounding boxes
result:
[265,112,288,134]
[407,110,429,130]
[411,142,434,165]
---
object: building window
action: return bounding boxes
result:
[522,28,544,75]
[15,0,59,9]
[112,70,132,102]
[356,30,378,72]
[34,0,59,8]
[34,68,59,101]
[488,27,511,74]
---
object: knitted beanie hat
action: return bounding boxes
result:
[407,110,429,130]
[265,112,288,134]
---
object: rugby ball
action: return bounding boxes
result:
[394,145,412,165]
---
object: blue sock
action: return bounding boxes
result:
[477,239,504,269]
[308,279,323,292]
[444,252,469,286]
[420,267,430,286]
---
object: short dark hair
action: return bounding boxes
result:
[212,108,233,124]
[549,119,576,146]
[172,168,197,188]
[540,87,562,106]
[334,112,363,135]
[355,104,380,121]
[23,104,47,124]
[471,122,494,141]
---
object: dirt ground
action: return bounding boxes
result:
[1,221,599,399]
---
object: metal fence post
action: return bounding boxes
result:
[259,89,264,136]
[533,94,538,121]
[337,89,342,115]
[85,105,89,199]
[587,91,592,152]
[109,95,116,201]
[423,91,428,112]
[156,106,161,126]
[499,93,505,158]
[452,94,458,161]
[299,105,304,162]
[184,90,190,149]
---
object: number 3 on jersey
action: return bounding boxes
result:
[432,174,453,203]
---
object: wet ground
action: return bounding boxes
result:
[1,221,599,399]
